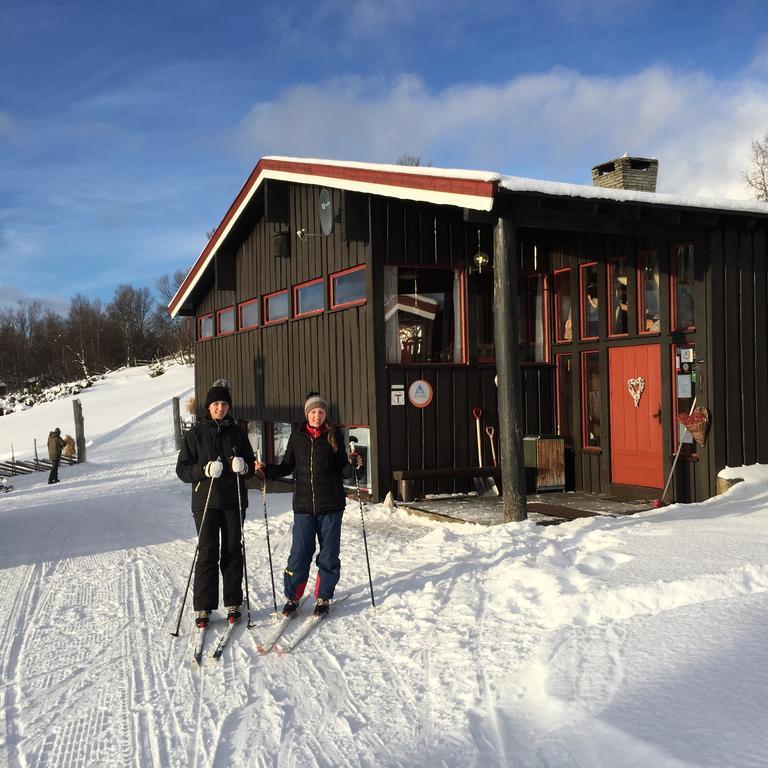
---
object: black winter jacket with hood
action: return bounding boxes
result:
[264,424,353,514]
[176,415,255,513]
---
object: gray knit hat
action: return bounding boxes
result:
[304,391,329,416]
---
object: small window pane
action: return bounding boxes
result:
[518,274,547,362]
[556,354,574,445]
[333,268,366,306]
[554,270,572,342]
[469,268,494,360]
[296,281,324,315]
[247,421,263,460]
[581,264,599,339]
[582,351,601,448]
[240,300,259,329]
[639,251,660,333]
[218,307,235,334]
[673,243,695,330]
[199,315,213,339]
[272,422,292,464]
[608,260,628,335]
[266,292,290,323]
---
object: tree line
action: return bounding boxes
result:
[0,271,193,390]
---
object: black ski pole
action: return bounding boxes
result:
[233,448,255,629]
[349,437,375,608]
[257,450,278,613]
[171,463,218,637]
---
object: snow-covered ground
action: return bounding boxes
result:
[1,364,767,767]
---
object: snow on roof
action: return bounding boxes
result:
[498,174,768,215]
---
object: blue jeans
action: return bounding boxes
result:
[284,511,343,601]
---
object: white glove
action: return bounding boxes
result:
[204,459,223,478]
[231,456,247,475]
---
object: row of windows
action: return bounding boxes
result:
[198,266,366,340]
[556,343,697,455]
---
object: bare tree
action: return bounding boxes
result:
[154,270,194,364]
[745,133,768,201]
[108,284,154,366]
[397,153,432,167]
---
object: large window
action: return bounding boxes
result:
[556,353,574,445]
[469,268,495,361]
[672,243,695,330]
[294,278,325,318]
[198,314,213,340]
[638,250,660,334]
[580,263,599,340]
[553,269,572,343]
[383,266,463,364]
[608,258,629,336]
[331,266,366,309]
[581,351,601,449]
[338,425,370,489]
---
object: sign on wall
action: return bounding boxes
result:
[408,379,433,408]
[391,384,405,406]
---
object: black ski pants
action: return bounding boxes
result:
[48,458,60,484]
[193,507,244,611]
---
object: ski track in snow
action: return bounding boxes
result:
[2,365,768,766]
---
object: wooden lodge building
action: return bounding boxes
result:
[169,155,768,505]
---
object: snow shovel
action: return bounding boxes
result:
[472,408,499,496]
[485,425,498,466]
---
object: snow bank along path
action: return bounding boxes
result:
[1,364,767,767]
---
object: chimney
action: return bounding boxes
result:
[591,155,658,193]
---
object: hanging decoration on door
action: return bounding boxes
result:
[627,376,646,407]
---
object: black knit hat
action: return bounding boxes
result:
[205,384,232,409]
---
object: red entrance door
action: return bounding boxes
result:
[609,345,664,488]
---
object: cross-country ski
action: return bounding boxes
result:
[275,593,350,655]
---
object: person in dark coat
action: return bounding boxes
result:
[176,383,255,627]
[255,392,362,617]
[47,427,66,484]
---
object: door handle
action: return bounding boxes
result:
[652,403,662,423]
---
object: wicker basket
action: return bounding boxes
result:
[677,407,710,447]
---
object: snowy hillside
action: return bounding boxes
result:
[1,365,767,767]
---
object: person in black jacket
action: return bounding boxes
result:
[176,383,255,627]
[255,392,362,617]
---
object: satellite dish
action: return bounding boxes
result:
[319,188,334,236]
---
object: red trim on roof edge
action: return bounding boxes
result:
[169,158,496,316]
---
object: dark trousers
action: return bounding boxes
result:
[192,507,244,611]
[48,458,60,484]
[284,511,343,601]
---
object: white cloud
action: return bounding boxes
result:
[233,66,768,199]
[0,284,69,316]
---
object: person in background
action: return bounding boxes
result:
[47,427,66,484]
[176,382,255,628]
[255,392,363,617]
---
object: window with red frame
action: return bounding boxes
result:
[638,250,660,334]
[671,243,695,330]
[217,306,235,335]
[580,263,599,339]
[672,343,698,459]
[581,350,601,449]
[607,258,629,336]
[263,290,290,325]
[238,298,259,330]
[553,268,572,343]
[468,266,495,361]
[294,278,325,318]
[198,314,213,340]
[330,266,366,309]
[518,274,548,362]
[556,353,574,445]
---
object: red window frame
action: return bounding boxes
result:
[293,277,325,319]
[607,258,629,338]
[238,298,259,331]
[216,306,235,336]
[330,265,367,310]
[555,352,574,446]
[197,313,213,341]
[637,250,661,336]
[552,268,572,344]
[670,242,696,332]
[581,350,601,452]
[263,289,290,326]
[579,262,599,341]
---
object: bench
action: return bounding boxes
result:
[392,466,501,502]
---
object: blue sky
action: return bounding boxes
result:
[2,0,768,313]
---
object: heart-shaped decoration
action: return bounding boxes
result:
[627,376,645,407]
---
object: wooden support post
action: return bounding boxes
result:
[73,399,86,463]
[494,215,527,522]
[172,397,183,450]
